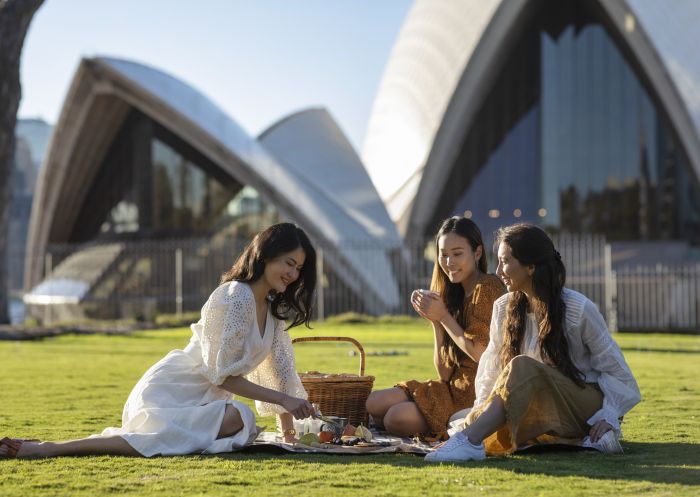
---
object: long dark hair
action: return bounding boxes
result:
[495,223,584,386]
[220,223,316,329]
[430,216,488,365]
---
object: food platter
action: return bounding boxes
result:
[249,431,431,455]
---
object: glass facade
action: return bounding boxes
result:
[440,0,700,244]
[71,111,280,242]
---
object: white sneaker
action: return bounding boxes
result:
[424,432,486,463]
[582,430,623,454]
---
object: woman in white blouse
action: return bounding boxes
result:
[1,223,316,458]
[426,223,641,462]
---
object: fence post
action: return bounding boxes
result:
[44,252,52,278]
[316,247,324,322]
[175,247,183,317]
[42,252,53,324]
[604,243,617,333]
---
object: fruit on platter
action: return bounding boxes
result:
[355,424,372,441]
[318,431,334,443]
[293,423,376,448]
[340,436,361,446]
[296,433,319,446]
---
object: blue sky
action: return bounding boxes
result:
[19,0,412,151]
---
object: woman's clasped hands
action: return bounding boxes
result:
[411,289,449,322]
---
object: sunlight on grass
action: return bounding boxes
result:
[1,321,698,496]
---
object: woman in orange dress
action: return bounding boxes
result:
[366,217,505,440]
[425,224,641,462]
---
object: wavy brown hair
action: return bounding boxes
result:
[495,224,584,386]
[220,223,316,329]
[430,216,488,365]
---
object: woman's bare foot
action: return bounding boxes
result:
[0,438,43,458]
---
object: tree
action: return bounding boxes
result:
[0,0,44,324]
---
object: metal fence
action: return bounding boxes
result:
[8,235,700,332]
[615,264,700,332]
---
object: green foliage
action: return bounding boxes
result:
[322,313,421,326]
[1,323,699,496]
[323,312,376,324]
[21,315,40,328]
[153,311,201,329]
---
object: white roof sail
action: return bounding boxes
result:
[260,108,402,306]
[361,0,501,221]
[260,108,401,243]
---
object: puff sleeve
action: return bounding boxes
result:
[193,282,256,386]
[580,300,641,431]
[246,319,308,416]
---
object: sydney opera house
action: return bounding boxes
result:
[23,0,700,321]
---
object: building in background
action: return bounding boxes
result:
[9,119,52,323]
[18,0,700,329]
[23,57,403,321]
[363,0,700,264]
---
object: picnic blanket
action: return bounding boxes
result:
[241,429,601,456]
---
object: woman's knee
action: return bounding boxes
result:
[508,354,540,372]
[218,405,244,439]
[366,388,406,416]
[383,403,424,435]
[383,404,408,427]
[365,391,384,415]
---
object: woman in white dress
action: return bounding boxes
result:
[1,223,317,458]
[426,223,641,462]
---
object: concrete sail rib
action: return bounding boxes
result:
[605,0,700,185]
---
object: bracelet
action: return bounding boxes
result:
[282,428,296,437]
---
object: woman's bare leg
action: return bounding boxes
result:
[462,395,506,444]
[8,436,142,458]
[3,404,247,458]
[383,401,429,437]
[217,404,244,439]
[365,388,411,429]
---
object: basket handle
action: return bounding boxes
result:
[291,336,365,376]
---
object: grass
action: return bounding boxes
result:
[1,319,699,496]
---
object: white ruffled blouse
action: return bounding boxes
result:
[473,288,641,431]
[192,280,308,415]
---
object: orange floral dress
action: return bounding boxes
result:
[396,273,505,440]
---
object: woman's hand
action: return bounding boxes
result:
[283,433,298,444]
[411,290,430,320]
[589,420,614,442]
[411,290,448,322]
[281,395,315,419]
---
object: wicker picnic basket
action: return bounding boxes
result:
[292,336,375,426]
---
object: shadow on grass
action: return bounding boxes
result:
[620,347,700,354]
[217,442,700,486]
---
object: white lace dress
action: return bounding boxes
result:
[96,281,307,457]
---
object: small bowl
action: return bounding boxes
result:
[321,416,348,436]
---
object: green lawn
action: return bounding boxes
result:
[1,320,699,496]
